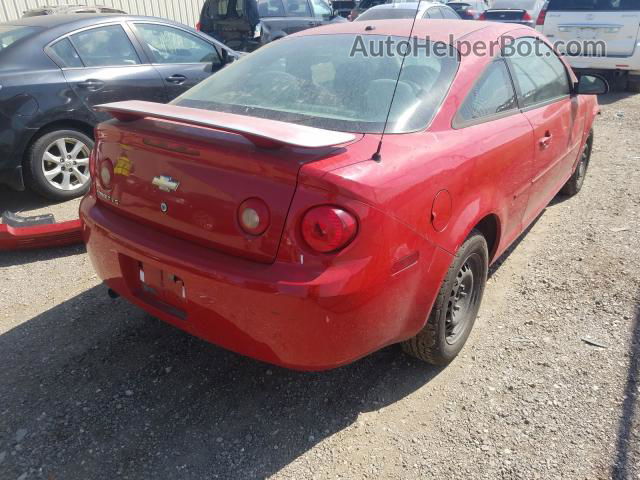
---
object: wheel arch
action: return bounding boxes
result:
[22,119,95,165]
[470,213,501,263]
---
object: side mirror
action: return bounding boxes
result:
[575,74,609,95]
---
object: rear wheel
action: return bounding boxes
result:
[24,129,93,201]
[402,230,488,365]
[561,132,592,197]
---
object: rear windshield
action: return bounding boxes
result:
[0,25,39,52]
[547,0,640,10]
[173,34,459,134]
[491,0,537,8]
[356,7,416,19]
[205,0,248,18]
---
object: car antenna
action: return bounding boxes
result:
[371,0,423,163]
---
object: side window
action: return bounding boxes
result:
[70,25,140,67]
[285,0,312,16]
[506,37,571,108]
[309,0,333,17]
[257,0,286,16]
[427,7,443,17]
[135,24,220,65]
[49,38,83,68]
[456,59,518,125]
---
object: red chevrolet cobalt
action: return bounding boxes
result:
[80,20,604,370]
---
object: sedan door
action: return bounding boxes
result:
[58,23,167,122]
[131,22,225,100]
[283,0,317,33]
[453,58,535,247]
[505,36,583,227]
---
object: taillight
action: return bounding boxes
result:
[238,198,270,235]
[301,206,357,253]
[478,12,486,20]
[536,7,547,25]
[196,22,201,30]
[522,11,532,21]
[98,160,113,190]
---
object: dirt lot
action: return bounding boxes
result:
[1,88,639,480]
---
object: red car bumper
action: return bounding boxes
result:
[0,219,82,250]
[80,196,453,370]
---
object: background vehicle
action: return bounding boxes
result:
[480,0,546,26]
[447,0,488,19]
[22,4,127,17]
[355,1,461,19]
[536,0,640,92]
[0,14,237,201]
[197,0,345,51]
[81,20,603,371]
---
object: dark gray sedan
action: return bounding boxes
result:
[0,14,237,200]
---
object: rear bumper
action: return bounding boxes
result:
[80,196,452,370]
[0,218,82,250]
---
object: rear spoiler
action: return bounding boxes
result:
[95,101,357,149]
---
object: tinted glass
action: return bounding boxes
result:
[357,7,415,19]
[457,60,517,123]
[206,0,247,18]
[0,25,39,52]
[135,24,219,64]
[71,25,140,66]
[548,0,639,9]
[286,0,312,15]
[258,0,286,16]
[174,34,459,134]
[427,6,443,17]
[507,38,570,107]
[50,38,83,68]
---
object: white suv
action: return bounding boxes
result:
[536,0,640,92]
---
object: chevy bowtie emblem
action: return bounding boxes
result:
[152,175,180,192]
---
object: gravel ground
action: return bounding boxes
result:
[0,89,638,480]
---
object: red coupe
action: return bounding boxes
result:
[80,20,604,370]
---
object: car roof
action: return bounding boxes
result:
[293,18,515,42]
[4,13,168,29]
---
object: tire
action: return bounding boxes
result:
[402,230,488,365]
[24,128,94,201]
[561,131,593,197]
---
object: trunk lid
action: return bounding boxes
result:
[484,8,529,20]
[94,102,356,263]
[543,10,640,57]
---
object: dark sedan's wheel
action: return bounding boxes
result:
[24,129,94,201]
[402,230,488,365]
[561,132,593,197]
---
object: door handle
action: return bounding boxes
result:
[76,79,105,91]
[166,74,187,85]
[539,131,553,149]
[307,21,316,26]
